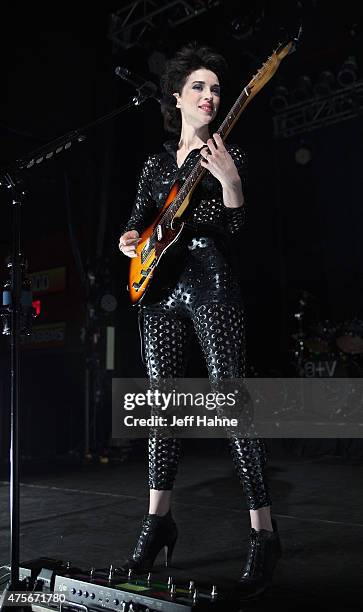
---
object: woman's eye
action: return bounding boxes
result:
[192,84,220,95]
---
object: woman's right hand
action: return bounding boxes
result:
[118,230,140,258]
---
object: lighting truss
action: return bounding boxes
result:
[109,0,221,50]
[273,80,363,139]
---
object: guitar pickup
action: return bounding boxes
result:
[156,224,163,240]
[141,260,157,277]
[132,280,143,291]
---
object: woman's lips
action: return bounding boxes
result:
[199,105,213,113]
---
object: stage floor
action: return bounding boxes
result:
[0,440,362,611]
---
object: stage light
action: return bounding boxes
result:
[291,75,312,103]
[270,85,289,112]
[313,70,335,97]
[337,56,358,87]
[229,16,253,41]
[295,145,312,165]
[100,293,118,313]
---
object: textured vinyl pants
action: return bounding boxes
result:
[141,238,271,510]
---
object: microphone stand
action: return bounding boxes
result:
[0,83,157,609]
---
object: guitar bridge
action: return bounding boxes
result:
[132,260,157,292]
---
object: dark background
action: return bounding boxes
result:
[0,0,363,459]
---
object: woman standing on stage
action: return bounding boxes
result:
[118,43,281,597]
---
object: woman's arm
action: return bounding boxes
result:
[119,154,158,256]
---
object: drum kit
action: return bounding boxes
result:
[291,292,363,378]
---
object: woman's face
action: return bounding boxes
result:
[174,68,220,128]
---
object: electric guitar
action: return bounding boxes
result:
[128,37,298,305]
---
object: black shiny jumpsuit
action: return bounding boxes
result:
[123,140,271,510]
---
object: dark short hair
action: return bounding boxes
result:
[160,42,228,135]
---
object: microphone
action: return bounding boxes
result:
[115,66,160,102]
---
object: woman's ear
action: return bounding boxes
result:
[173,93,180,108]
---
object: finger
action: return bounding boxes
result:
[126,230,139,239]
[119,240,136,251]
[122,246,137,257]
[213,133,225,149]
[123,243,138,253]
[200,146,210,158]
[124,237,140,246]
[207,137,218,154]
[120,230,139,243]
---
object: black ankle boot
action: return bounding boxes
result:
[236,519,281,599]
[122,511,178,574]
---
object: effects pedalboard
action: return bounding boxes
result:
[0,558,238,611]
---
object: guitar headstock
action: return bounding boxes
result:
[218,29,300,142]
[246,38,297,97]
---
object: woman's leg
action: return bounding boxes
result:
[122,310,190,573]
[192,301,281,595]
[192,301,272,527]
[143,310,191,514]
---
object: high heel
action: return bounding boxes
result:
[121,510,177,574]
[236,519,282,599]
[164,536,177,567]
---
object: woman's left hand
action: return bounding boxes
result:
[200,133,240,189]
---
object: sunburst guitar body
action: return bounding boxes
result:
[128,181,192,305]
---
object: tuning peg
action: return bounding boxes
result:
[211,585,218,598]
[90,567,95,581]
[147,572,152,585]
[128,568,133,580]
[167,576,173,589]
[193,587,199,603]
[188,580,195,592]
